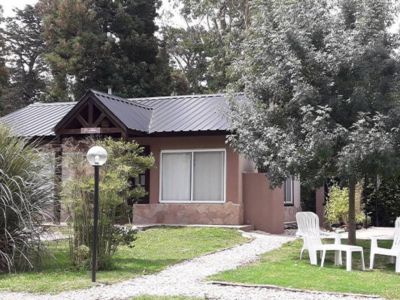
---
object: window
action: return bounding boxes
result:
[160,150,226,203]
[284,176,294,206]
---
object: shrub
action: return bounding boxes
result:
[0,126,52,272]
[364,177,400,226]
[325,184,365,226]
[62,137,153,269]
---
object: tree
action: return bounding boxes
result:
[39,0,171,101]
[0,5,48,114]
[162,0,250,93]
[0,6,9,115]
[228,0,400,244]
[163,25,210,93]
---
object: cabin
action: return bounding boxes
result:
[0,90,309,233]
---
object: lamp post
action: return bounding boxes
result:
[86,146,108,283]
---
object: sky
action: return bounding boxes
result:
[2,0,399,32]
[1,0,186,30]
[2,0,38,16]
[1,0,184,25]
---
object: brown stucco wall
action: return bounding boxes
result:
[242,173,284,234]
[132,135,245,225]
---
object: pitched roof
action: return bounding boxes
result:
[0,102,76,137]
[90,90,153,132]
[130,93,230,133]
[0,90,234,137]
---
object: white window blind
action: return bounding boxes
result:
[160,150,225,203]
[161,152,192,201]
[193,151,225,201]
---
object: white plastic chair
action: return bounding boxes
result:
[296,212,341,265]
[296,212,365,271]
[370,217,400,273]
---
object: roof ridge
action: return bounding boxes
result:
[90,89,153,110]
[31,102,77,106]
[128,93,228,101]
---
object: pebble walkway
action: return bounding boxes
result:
[0,232,381,300]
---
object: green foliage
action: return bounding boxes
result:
[162,0,250,93]
[63,137,154,270]
[73,244,90,269]
[163,25,209,94]
[0,6,8,115]
[39,0,171,100]
[300,184,316,212]
[229,0,400,187]
[364,176,400,226]
[0,126,52,272]
[325,185,365,225]
[0,5,48,114]
[228,0,400,241]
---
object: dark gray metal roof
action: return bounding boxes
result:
[0,90,235,137]
[92,90,153,132]
[128,93,230,133]
[0,102,76,137]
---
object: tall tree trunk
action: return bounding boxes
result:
[348,177,357,245]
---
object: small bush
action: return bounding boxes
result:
[364,177,400,226]
[325,184,365,226]
[63,137,153,270]
[73,245,90,269]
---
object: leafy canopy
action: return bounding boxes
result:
[162,0,250,94]
[229,0,400,188]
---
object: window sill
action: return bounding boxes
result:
[159,201,226,204]
[284,203,294,207]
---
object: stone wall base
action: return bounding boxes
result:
[133,202,242,225]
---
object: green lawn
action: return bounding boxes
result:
[0,227,247,294]
[211,239,400,299]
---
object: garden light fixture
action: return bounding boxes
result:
[87,146,108,166]
[87,145,108,283]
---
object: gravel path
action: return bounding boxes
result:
[0,232,382,300]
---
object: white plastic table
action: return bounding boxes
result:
[321,244,365,271]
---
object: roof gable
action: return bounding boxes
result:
[0,90,236,138]
[54,90,152,135]
[92,90,152,133]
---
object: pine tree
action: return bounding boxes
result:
[39,0,171,101]
[0,6,9,115]
[1,5,47,114]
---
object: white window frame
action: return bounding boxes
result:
[159,149,226,204]
[284,176,295,206]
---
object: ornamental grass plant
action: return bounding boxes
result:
[62,137,154,270]
[0,126,52,272]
